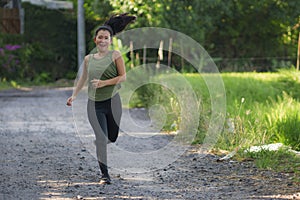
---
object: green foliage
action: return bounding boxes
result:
[0,78,15,90]
[129,70,300,151]
[2,0,299,82]
[265,93,300,151]
[22,3,77,81]
[218,71,300,151]
[108,0,299,71]
[242,148,300,182]
[274,112,300,151]
[110,0,165,27]
[33,72,51,84]
[0,42,32,80]
[1,3,98,82]
[130,83,181,131]
[123,66,197,132]
[70,0,112,21]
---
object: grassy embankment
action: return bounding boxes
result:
[127,69,300,181]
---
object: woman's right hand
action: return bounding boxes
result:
[66,96,76,106]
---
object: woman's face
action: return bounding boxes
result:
[94,30,112,52]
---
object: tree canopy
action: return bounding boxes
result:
[2,0,299,82]
[82,0,300,71]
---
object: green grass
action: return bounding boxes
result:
[0,78,74,91]
[183,70,300,151]
[242,147,300,182]
[127,69,300,180]
[188,70,300,182]
[127,69,300,151]
[0,80,14,90]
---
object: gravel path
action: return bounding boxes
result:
[0,87,299,200]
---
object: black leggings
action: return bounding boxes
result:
[87,93,122,164]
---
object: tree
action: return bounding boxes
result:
[86,0,300,70]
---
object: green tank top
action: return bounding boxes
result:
[87,51,121,101]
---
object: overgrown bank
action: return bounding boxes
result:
[127,69,300,181]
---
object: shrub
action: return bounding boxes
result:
[0,43,32,80]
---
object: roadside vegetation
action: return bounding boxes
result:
[126,68,300,182]
[128,69,300,150]
[0,78,73,90]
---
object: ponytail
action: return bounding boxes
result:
[95,13,136,37]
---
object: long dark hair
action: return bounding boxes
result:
[95,13,136,37]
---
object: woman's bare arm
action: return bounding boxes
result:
[67,56,89,106]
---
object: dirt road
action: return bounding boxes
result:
[0,88,299,199]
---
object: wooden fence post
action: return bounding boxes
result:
[156,40,163,69]
[143,44,147,67]
[130,41,134,68]
[180,40,184,71]
[297,32,300,71]
[168,37,173,67]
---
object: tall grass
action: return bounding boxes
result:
[265,93,300,151]
[242,147,300,182]
[128,69,300,151]
[215,71,299,151]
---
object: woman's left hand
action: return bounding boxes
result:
[91,79,106,88]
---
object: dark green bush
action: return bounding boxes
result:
[0,3,99,82]
[0,41,33,80]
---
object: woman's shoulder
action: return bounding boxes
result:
[112,50,122,60]
[83,55,93,69]
[84,54,92,61]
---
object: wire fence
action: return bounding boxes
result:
[214,56,296,72]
